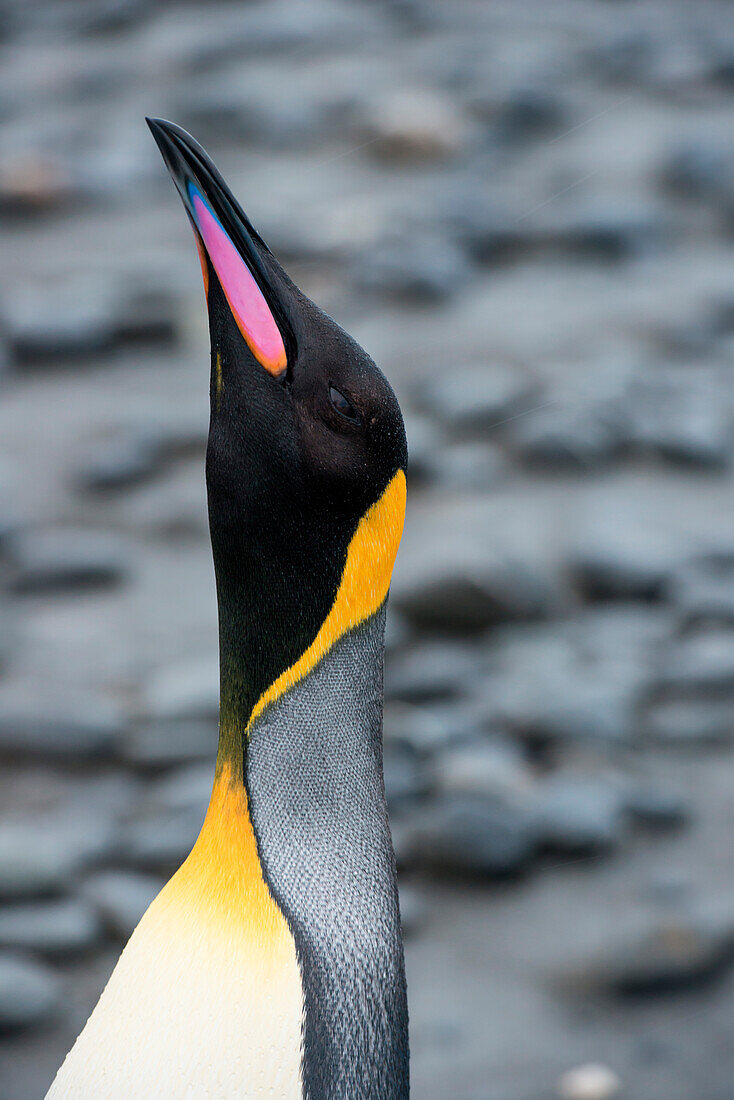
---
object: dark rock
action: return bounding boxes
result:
[569,530,677,603]
[409,794,536,878]
[359,90,468,164]
[578,915,734,997]
[0,899,101,957]
[385,641,480,704]
[140,656,221,723]
[120,805,203,872]
[121,718,218,770]
[654,630,734,699]
[0,813,116,899]
[417,361,539,437]
[444,192,521,264]
[393,553,551,634]
[383,701,489,755]
[671,558,734,628]
[420,441,506,490]
[354,232,469,304]
[74,430,162,493]
[0,154,72,218]
[660,141,734,202]
[549,205,666,262]
[625,784,689,831]
[511,400,622,470]
[530,773,627,854]
[6,528,128,594]
[83,870,163,941]
[384,742,430,808]
[434,740,533,801]
[642,699,734,745]
[621,369,731,469]
[0,690,125,760]
[491,87,567,144]
[0,952,61,1030]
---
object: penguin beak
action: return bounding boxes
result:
[146,117,289,380]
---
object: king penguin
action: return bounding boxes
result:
[47,119,409,1100]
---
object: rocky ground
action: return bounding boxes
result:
[2,0,734,1097]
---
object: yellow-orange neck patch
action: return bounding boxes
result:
[247,467,407,731]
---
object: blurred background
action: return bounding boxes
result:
[3,0,734,1097]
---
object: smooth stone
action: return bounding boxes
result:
[385,641,480,704]
[7,528,127,594]
[74,430,162,492]
[120,805,204,871]
[353,232,469,304]
[402,412,445,485]
[359,89,468,164]
[408,794,536,878]
[654,630,734,699]
[531,773,627,854]
[511,402,622,471]
[0,899,101,957]
[0,816,112,900]
[420,441,506,491]
[396,883,426,938]
[444,191,521,264]
[671,558,734,628]
[558,1064,622,1100]
[384,743,430,808]
[625,784,689,831]
[121,718,218,770]
[621,369,731,469]
[569,529,678,603]
[578,914,734,996]
[660,141,733,201]
[83,870,164,941]
[642,699,734,745]
[490,86,566,144]
[434,740,533,801]
[0,690,124,761]
[393,554,551,635]
[140,656,220,722]
[0,952,61,1031]
[549,204,667,262]
[417,361,538,437]
[383,701,489,756]
[146,763,213,816]
[112,290,178,348]
[7,290,115,365]
[0,154,72,218]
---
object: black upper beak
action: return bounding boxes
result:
[146,117,294,371]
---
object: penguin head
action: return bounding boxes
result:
[148,119,407,717]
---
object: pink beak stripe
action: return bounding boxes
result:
[189,185,287,377]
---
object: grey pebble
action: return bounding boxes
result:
[83,870,164,941]
[0,951,61,1031]
[0,898,101,957]
[6,527,128,595]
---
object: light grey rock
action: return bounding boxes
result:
[417,361,538,437]
[393,553,551,634]
[530,773,627,854]
[0,691,124,761]
[140,656,220,722]
[434,739,533,801]
[625,784,689,831]
[385,640,480,704]
[396,883,426,939]
[120,805,204,872]
[409,794,536,878]
[384,742,430,808]
[354,232,469,304]
[0,952,61,1030]
[574,913,734,997]
[383,701,489,755]
[74,430,162,493]
[0,899,101,957]
[655,629,734,699]
[511,401,622,471]
[569,529,678,603]
[146,763,213,816]
[0,814,114,900]
[83,870,164,941]
[671,558,734,628]
[121,718,218,770]
[420,441,506,491]
[643,698,734,744]
[358,89,469,164]
[7,527,128,594]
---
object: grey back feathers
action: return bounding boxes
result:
[246,607,409,1099]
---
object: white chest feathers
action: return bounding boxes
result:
[47,771,304,1099]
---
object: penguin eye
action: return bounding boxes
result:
[328,384,360,424]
